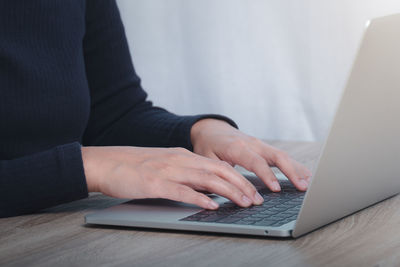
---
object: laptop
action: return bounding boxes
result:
[85,14,400,238]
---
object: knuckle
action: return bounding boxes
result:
[245,184,257,195]
[267,174,278,182]
[207,178,222,191]
[198,168,214,178]
[142,159,173,175]
[239,182,257,198]
[199,173,222,191]
[233,190,245,202]
[149,181,164,198]
[140,164,156,181]
[274,150,290,162]
[166,148,187,160]
[249,157,264,171]
[233,137,247,148]
[222,160,233,169]
[248,135,260,144]
[160,164,174,176]
[193,193,208,207]
[174,147,189,154]
[246,181,257,196]
[175,185,189,201]
[166,152,180,162]
[216,160,232,171]
[225,144,241,160]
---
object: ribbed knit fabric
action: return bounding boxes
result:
[0,0,237,218]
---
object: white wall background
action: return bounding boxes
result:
[117,0,400,141]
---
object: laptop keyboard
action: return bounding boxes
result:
[180,180,304,227]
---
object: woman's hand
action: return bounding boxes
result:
[191,119,312,192]
[82,146,265,210]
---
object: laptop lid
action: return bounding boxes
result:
[293,14,400,238]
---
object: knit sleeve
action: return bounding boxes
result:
[82,0,237,150]
[0,142,88,218]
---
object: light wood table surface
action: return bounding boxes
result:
[1,141,400,267]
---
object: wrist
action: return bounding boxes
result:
[190,119,233,149]
[81,146,99,192]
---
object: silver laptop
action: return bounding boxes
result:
[85,14,400,238]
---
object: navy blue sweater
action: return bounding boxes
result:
[0,0,236,218]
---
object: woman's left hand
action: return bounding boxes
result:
[191,119,312,192]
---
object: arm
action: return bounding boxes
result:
[0,143,88,218]
[79,0,264,210]
[81,0,235,150]
[79,0,310,211]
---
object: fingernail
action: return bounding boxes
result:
[242,195,252,206]
[272,181,281,191]
[208,201,219,209]
[300,180,308,189]
[254,192,264,204]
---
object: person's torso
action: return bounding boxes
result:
[0,0,90,158]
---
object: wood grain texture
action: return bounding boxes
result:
[1,141,400,267]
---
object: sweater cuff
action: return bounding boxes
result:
[177,114,238,151]
[0,142,89,217]
[56,142,89,203]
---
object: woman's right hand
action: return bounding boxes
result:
[81,146,264,210]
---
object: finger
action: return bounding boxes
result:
[207,152,235,167]
[203,152,220,161]
[207,160,263,205]
[256,142,312,183]
[262,148,308,191]
[170,169,257,207]
[176,153,262,204]
[226,146,282,192]
[157,181,219,210]
[294,161,312,182]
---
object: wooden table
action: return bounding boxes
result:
[1,141,400,267]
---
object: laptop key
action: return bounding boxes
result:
[199,215,226,222]
[250,213,268,218]
[180,181,304,225]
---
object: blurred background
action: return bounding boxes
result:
[117,0,400,141]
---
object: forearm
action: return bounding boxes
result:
[86,100,237,150]
[82,0,237,150]
[0,142,88,218]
